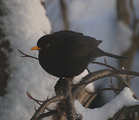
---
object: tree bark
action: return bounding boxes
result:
[0,0,12,96]
[117,0,139,88]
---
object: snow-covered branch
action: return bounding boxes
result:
[29,64,139,120]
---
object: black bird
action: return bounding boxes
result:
[31,30,126,78]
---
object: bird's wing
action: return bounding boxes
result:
[49,31,102,58]
[69,35,102,58]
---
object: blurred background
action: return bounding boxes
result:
[0,0,139,119]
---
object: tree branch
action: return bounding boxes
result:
[18,49,38,60]
[110,105,139,120]
[65,79,76,120]
[73,69,139,98]
[30,95,65,120]
[59,0,69,29]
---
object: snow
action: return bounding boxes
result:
[73,69,94,92]
[0,0,54,120]
[75,87,139,120]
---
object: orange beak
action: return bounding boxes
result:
[31,46,41,50]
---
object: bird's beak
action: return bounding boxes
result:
[31,46,41,50]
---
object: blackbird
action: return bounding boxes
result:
[31,30,126,78]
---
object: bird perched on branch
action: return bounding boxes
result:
[31,30,126,78]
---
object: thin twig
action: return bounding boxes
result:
[86,87,121,95]
[18,49,38,60]
[109,78,119,95]
[115,74,138,99]
[27,92,52,111]
[92,61,116,70]
[104,57,107,65]
[27,92,44,104]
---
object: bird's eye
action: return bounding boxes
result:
[46,43,51,48]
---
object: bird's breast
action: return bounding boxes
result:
[38,48,90,78]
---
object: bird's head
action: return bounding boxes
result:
[31,35,51,51]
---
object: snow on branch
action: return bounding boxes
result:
[28,62,139,120]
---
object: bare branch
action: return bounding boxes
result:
[30,95,65,120]
[92,61,116,70]
[115,74,138,99]
[86,87,121,95]
[18,49,38,60]
[73,69,139,98]
[110,105,139,120]
[27,92,44,104]
[37,110,58,120]
[109,78,119,95]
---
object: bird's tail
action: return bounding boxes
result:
[96,48,127,59]
[103,51,127,59]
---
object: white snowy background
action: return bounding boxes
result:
[0,0,139,120]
